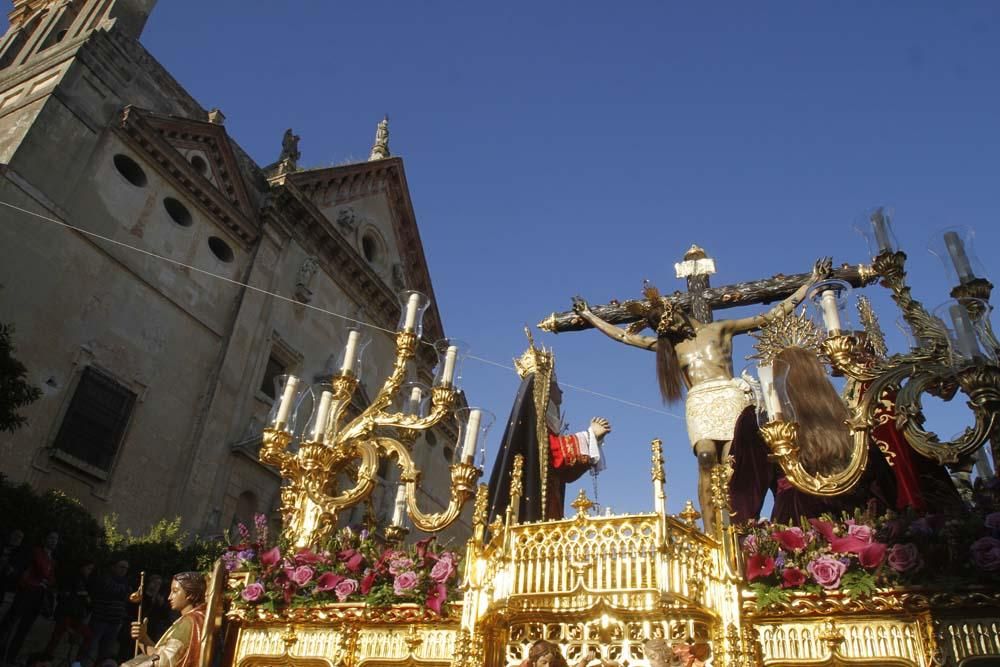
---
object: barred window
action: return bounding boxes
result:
[52,367,136,472]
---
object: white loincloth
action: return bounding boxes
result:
[685,378,753,446]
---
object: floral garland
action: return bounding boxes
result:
[740,480,1000,610]
[224,516,461,615]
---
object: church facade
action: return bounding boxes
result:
[0,0,467,542]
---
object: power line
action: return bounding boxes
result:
[0,199,682,419]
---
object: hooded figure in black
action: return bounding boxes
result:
[487,332,610,525]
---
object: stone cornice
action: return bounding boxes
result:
[117,105,258,246]
[263,176,439,371]
[285,158,446,347]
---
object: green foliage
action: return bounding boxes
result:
[840,570,878,600]
[749,582,789,611]
[0,475,222,579]
[0,323,42,433]
[0,475,104,574]
[103,514,223,577]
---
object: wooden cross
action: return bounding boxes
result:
[537,246,875,334]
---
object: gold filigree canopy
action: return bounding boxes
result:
[749,307,826,365]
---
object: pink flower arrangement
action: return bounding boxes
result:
[739,479,1000,610]
[225,526,461,615]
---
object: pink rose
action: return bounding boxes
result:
[859,542,887,569]
[389,557,415,576]
[260,546,282,568]
[746,554,775,582]
[393,571,419,595]
[289,565,314,586]
[985,512,1000,531]
[430,558,456,583]
[742,534,758,554]
[847,523,874,544]
[887,543,922,573]
[971,537,1000,571]
[772,527,808,552]
[240,582,265,602]
[315,572,344,592]
[807,555,847,589]
[781,567,806,588]
[334,578,359,601]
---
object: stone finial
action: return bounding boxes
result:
[675,243,716,279]
[207,108,225,125]
[276,128,301,175]
[368,115,390,161]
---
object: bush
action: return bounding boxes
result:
[0,474,224,581]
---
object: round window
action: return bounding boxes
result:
[190,155,208,175]
[113,154,147,187]
[163,197,193,227]
[362,233,379,263]
[208,236,234,263]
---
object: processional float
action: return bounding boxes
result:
[215,211,1000,666]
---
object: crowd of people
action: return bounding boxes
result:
[0,529,173,667]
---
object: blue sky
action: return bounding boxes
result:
[4,2,999,518]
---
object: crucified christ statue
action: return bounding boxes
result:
[570,255,832,532]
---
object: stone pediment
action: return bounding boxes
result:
[117,106,260,244]
[281,158,445,346]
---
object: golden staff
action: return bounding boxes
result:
[130,571,146,657]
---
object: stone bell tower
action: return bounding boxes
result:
[0,0,156,70]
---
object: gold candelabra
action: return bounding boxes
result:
[259,294,487,549]
[758,220,1000,496]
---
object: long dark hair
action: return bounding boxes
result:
[779,346,852,475]
[656,336,684,404]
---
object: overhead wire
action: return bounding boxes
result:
[0,199,682,419]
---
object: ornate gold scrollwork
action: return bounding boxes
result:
[760,248,1000,492]
[260,328,478,548]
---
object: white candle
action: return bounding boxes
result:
[275,376,300,427]
[944,231,974,283]
[440,345,458,385]
[391,484,407,526]
[461,409,481,463]
[408,386,423,414]
[403,293,420,331]
[758,366,781,421]
[341,330,360,374]
[949,304,981,360]
[311,390,333,441]
[871,209,892,253]
[820,290,842,333]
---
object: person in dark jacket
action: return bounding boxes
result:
[44,560,95,659]
[0,530,58,664]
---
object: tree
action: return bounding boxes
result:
[0,322,42,433]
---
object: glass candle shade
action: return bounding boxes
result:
[302,381,338,443]
[336,326,371,377]
[928,226,988,287]
[756,359,795,425]
[398,381,430,417]
[808,279,853,336]
[452,407,495,466]
[932,299,997,365]
[854,206,898,256]
[432,338,470,388]
[266,374,308,432]
[397,290,432,338]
